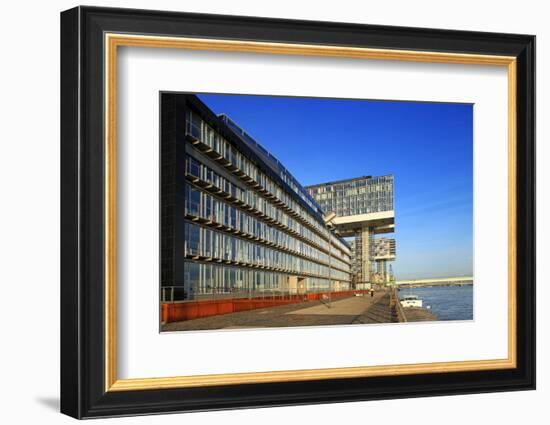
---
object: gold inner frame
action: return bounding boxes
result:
[104,33,517,392]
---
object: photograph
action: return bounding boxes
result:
[58,4,535,419]
[160,93,474,332]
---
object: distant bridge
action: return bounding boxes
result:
[395,277,473,287]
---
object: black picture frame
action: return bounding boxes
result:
[61,5,535,419]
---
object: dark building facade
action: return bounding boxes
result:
[161,94,352,302]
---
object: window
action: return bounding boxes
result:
[202,193,212,220]
[202,228,211,257]
[183,261,200,297]
[186,185,201,216]
[230,207,237,229]
[187,156,200,178]
[185,222,200,256]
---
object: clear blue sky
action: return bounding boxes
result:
[198,93,473,280]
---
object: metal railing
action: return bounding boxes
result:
[161,286,320,303]
[390,286,407,323]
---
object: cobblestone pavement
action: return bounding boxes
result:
[162,291,390,332]
[286,294,382,316]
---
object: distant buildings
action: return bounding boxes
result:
[372,237,397,283]
[307,177,396,288]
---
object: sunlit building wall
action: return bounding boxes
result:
[161,94,352,302]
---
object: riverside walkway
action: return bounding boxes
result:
[162,290,396,332]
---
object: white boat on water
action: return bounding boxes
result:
[400,295,423,308]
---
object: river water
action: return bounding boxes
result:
[399,284,473,321]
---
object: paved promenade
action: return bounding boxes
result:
[162,290,394,332]
[287,296,378,316]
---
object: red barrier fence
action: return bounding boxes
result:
[161,290,369,323]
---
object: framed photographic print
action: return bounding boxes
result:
[60,6,535,419]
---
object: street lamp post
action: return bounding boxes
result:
[328,243,332,308]
[323,212,337,309]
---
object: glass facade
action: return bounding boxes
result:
[167,102,352,302]
[180,261,337,301]
[306,175,394,217]
[219,114,323,215]
[186,110,350,254]
[373,238,396,260]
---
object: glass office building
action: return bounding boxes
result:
[373,238,397,260]
[306,175,394,218]
[162,94,352,302]
[306,176,395,287]
[348,234,397,285]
